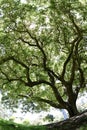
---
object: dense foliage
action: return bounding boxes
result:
[0,0,87,117]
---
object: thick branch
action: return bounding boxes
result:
[61,36,82,82]
[79,68,85,88]
[69,37,82,83]
[46,110,87,130]
[68,13,82,35]
[35,97,63,109]
[17,25,67,88]
[19,27,64,88]
[49,85,67,108]
[22,24,47,69]
[46,69,67,107]
[0,69,28,86]
[18,94,63,109]
[0,56,29,69]
[74,37,85,90]
[26,80,51,87]
[61,42,74,80]
[0,56,51,87]
[72,37,84,95]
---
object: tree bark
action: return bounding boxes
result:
[66,103,79,117]
[45,110,87,130]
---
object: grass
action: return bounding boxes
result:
[79,124,87,130]
[0,118,46,130]
[0,118,87,130]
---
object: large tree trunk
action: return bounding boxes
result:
[66,103,79,117]
[45,110,87,130]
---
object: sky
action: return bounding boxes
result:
[0,89,86,124]
[21,0,27,3]
[10,92,87,125]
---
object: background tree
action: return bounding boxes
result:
[0,0,87,117]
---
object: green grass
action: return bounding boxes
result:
[0,118,87,130]
[0,118,46,130]
[79,124,87,130]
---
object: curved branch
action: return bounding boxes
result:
[79,68,85,88]
[27,79,51,87]
[61,42,74,80]
[18,94,63,109]
[0,56,51,87]
[61,36,81,81]
[35,97,63,109]
[68,13,82,35]
[18,25,66,87]
[22,24,47,69]
[0,56,29,69]
[0,69,27,85]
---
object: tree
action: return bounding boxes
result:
[0,0,87,117]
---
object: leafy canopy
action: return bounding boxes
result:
[0,0,87,116]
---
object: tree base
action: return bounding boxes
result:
[45,110,87,130]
